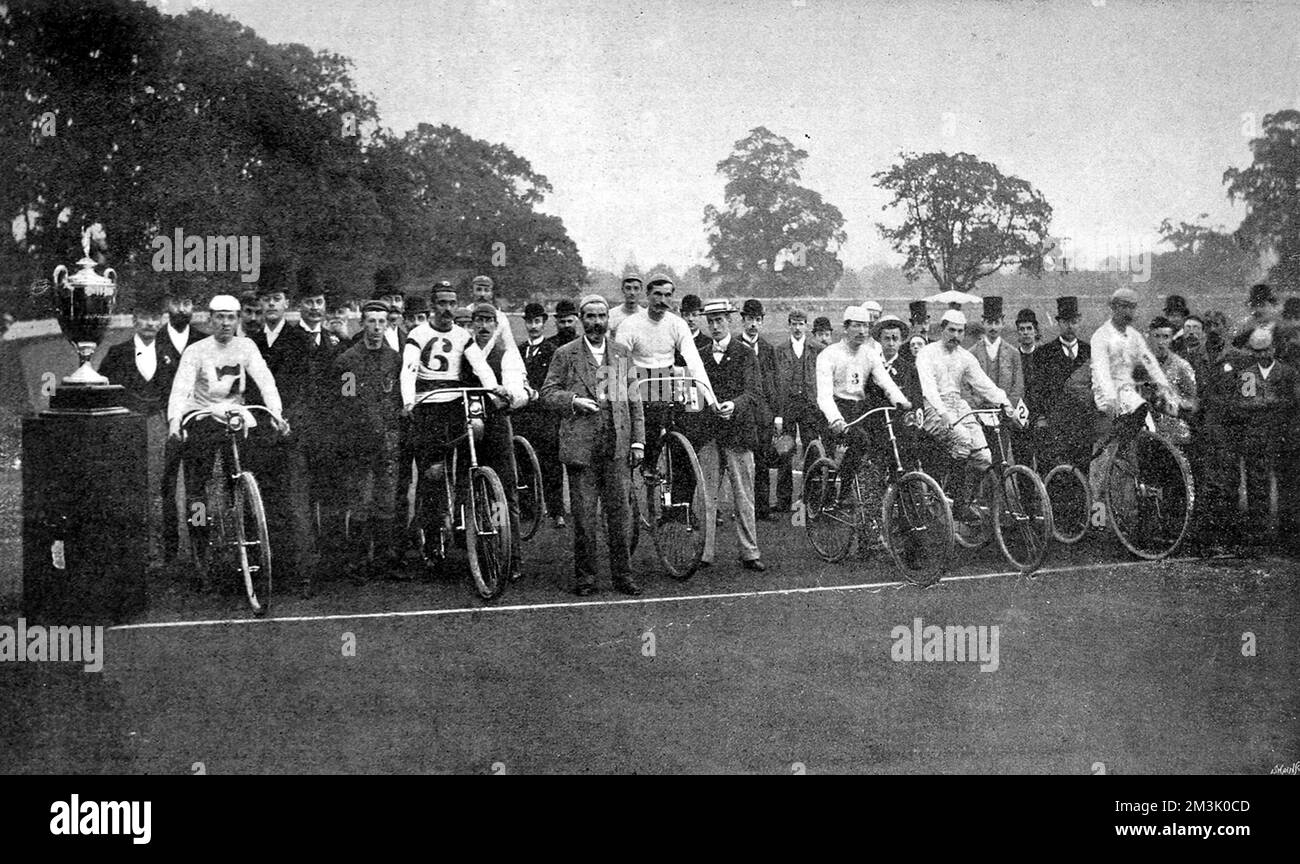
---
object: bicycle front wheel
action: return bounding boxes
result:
[233,471,272,616]
[994,464,1053,575]
[1044,463,1090,545]
[882,470,954,585]
[512,434,543,541]
[804,456,857,562]
[646,430,707,580]
[1105,430,1194,560]
[466,466,512,600]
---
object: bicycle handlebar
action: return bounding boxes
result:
[411,387,501,407]
[842,403,916,430]
[633,375,719,405]
[180,403,279,429]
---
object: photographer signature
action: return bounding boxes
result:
[1269,761,1299,775]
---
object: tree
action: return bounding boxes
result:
[1151,214,1251,293]
[703,127,846,297]
[1224,109,1300,292]
[874,151,1052,293]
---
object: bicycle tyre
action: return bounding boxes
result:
[804,456,857,563]
[1044,463,1090,545]
[881,470,954,586]
[947,469,995,550]
[993,464,1053,575]
[234,471,272,616]
[1105,430,1194,560]
[646,430,707,580]
[512,434,543,541]
[466,465,512,600]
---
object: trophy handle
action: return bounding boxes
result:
[53,264,68,288]
[103,267,116,285]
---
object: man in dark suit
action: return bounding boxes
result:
[513,302,564,526]
[1030,296,1092,472]
[737,299,779,519]
[97,299,178,565]
[697,299,766,571]
[544,298,580,350]
[248,264,316,594]
[771,308,821,513]
[1225,327,1299,548]
[157,290,206,566]
[541,295,645,596]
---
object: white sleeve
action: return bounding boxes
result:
[167,345,199,424]
[914,346,946,417]
[400,333,421,407]
[501,343,530,407]
[816,347,842,425]
[1090,327,1117,413]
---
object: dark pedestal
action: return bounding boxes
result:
[22,410,148,624]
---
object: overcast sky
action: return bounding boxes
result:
[156,0,1300,272]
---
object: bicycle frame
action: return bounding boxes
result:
[840,404,923,480]
[180,404,281,478]
[950,407,1023,474]
[412,386,497,525]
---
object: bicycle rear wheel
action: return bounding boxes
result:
[882,470,954,586]
[994,464,1053,575]
[1105,430,1193,560]
[466,465,512,600]
[234,471,272,616]
[645,430,707,579]
[1044,463,1090,544]
[512,434,543,541]
[947,469,995,550]
[804,456,857,562]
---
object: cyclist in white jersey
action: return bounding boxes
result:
[816,305,911,484]
[401,284,506,532]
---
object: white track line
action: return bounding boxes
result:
[107,557,1191,632]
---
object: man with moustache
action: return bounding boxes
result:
[331,300,403,581]
[97,298,178,564]
[237,291,262,338]
[402,284,502,566]
[738,298,779,519]
[403,294,430,331]
[812,316,834,348]
[1013,307,1041,466]
[514,302,565,528]
[545,299,580,349]
[1030,297,1092,474]
[467,274,526,374]
[969,296,1024,415]
[542,295,645,596]
[772,308,822,514]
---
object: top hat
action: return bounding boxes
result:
[909,300,928,323]
[1249,283,1276,307]
[1055,296,1080,320]
[1164,293,1189,315]
[982,296,1004,321]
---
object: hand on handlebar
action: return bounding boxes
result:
[713,400,735,419]
[893,397,913,411]
[573,396,599,415]
[829,417,846,435]
[273,415,291,437]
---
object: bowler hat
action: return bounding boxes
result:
[404,295,430,315]
[680,294,703,316]
[1164,294,1189,315]
[1015,308,1038,327]
[909,300,928,323]
[742,299,765,317]
[523,302,547,320]
[554,299,578,317]
[812,316,833,333]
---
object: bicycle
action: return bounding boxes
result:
[409,388,513,601]
[1094,389,1194,559]
[802,405,954,584]
[629,374,716,580]
[178,404,277,617]
[943,408,1054,575]
[512,434,543,541]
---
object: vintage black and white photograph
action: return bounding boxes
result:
[0,0,1297,782]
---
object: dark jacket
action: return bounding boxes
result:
[698,336,764,451]
[1031,338,1092,421]
[330,340,402,455]
[96,336,177,415]
[251,322,342,447]
[158,325,204,367]
[541,339,645,467]
[519,338,558,392]
[869,351,923,411]
[772,337,821,419]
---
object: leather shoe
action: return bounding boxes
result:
[613,578,643,596]
[574,584,598,597]
[741,558,767,572]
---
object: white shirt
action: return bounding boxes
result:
[615,310,714,405]
[1260,361,1275,381]
[167,335,282,426]
[983,337,1002,362]
[166,325,190,357]
[1059,337,1079,360]
[815,339,906,426]
[384,326,400,352]
[790,335,805,360]
[712,335,731,365]
[299,320,321,347]
[1089,319,1170,416]
[400,323,497,407]
[134,335,157,382]
[263,318,286,348]
[585,337,606,367]
[608,303,643,336]
[914,341,1008,423]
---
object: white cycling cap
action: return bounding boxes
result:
[209,294,240,313]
